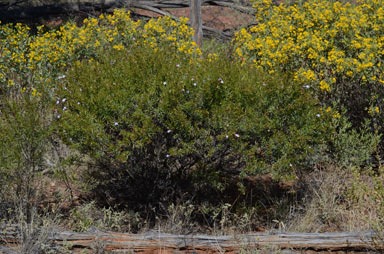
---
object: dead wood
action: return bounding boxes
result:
[0,227,382,254]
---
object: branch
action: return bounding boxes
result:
[204,0,256,15]
[131,3,232,40]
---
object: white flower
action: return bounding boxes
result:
[234,133,240,138]
[57,75,66,80]
[304,85,310,89]
[166,154,170,158]
[167,129,172,133]
[163,81,167,86]
[186,90,190,94]
[289,163,293,167]
[193,83,197,87]
[262,83,266,86]
[77,102,80,105]
[225,135,229,139]
[63,106,67,111]
[176,64,180,68]
[191,77,194,81]
[57,114,61,119]
[56,100,60,104]
[62,98,66,103]
[114,122,119,126]
[316,114,321,117]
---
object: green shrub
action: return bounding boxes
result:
[330,116,381,168]
[0,84,53,223]
[55,44,333,214]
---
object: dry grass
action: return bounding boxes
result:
[288,166,383,233]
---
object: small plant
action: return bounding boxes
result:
[156,201,197,234]
[0,213,69,254]
[67,201,143,233]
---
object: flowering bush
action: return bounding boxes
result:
[0,10,200,100]
[233,0,384,126]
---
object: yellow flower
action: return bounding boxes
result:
[7,79,15,86]
[113,44,124,51]
[319,80,329,91]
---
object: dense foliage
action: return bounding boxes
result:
[55,44,332,211]
[233,0,384,127]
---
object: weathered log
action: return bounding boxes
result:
[1,229,383,253]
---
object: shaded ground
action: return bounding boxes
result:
[134,5,254,32]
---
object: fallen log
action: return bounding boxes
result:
[1,228,383,253]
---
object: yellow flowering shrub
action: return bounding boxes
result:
[142,16,201,55]
[233,0,384,125]
[0,10,201,97]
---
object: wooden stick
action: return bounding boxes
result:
[190,0,203,46]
